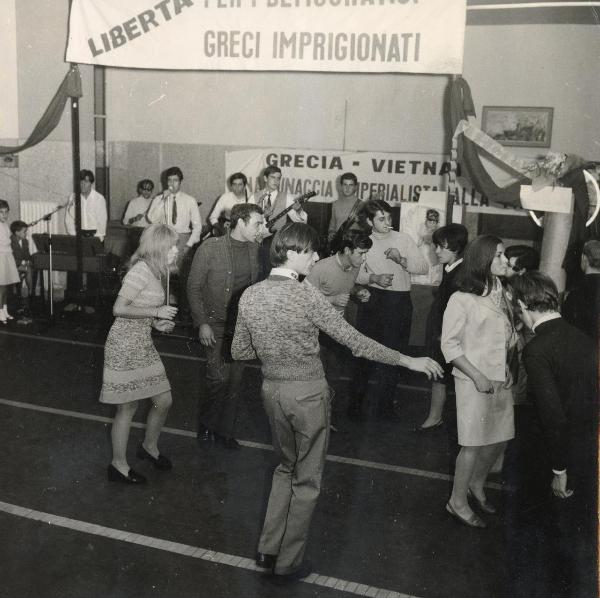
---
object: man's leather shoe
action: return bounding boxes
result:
[271,562,312,585]
[255,552,277,570]
[136,444,173,470]
[197,428,215,443]
[107,464,147,484]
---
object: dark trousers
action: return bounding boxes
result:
[198,322,246,438]
[350,288,412,411]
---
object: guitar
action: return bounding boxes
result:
[264,191,317,232]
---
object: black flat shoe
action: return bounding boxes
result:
[467,488,497,515]
[255,552,277,570]
[445,501,486,528]
[136,444,173,470]
[107,464,147,484]
[414,420,444,434]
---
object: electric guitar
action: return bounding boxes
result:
[265,191,317,232]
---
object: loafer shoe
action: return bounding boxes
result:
[445,501,486,528]
[271,562,312,585]
[136,444,173,470]
[255,552,277,570]
[467,488,497,515]
[107,464,147,484]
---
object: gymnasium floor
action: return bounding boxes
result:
[0,307,588,598]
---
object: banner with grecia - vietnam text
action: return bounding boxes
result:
[225,147,488,207]
[66,0,466,73]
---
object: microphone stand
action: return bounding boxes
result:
[28,203,67,320]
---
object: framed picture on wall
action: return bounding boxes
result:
[481,106,553,148]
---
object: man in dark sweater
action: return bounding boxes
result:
[232,222,442,582]
[187,203,263,449]
[510,272,598,597]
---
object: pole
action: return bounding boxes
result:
[70,75,83,302]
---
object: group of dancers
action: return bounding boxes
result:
[1,165,597,586]
[95,164,597,585]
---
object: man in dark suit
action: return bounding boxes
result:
[562,239,600,341]
[510,271,598,597]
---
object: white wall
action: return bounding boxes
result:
[0,0,20,215]
[0,0,18,140]
[7,5,600,224]
[3,0,95,223]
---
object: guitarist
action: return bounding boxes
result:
[327,172,363,243]
[250,165,308,274]
[207,172,251,236]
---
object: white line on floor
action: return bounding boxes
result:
[0,329,430,393]
[0,397,506,491]
[0,499,419,598]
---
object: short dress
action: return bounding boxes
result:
[99,261,170,404]
[452,285,516,446]
[0,222,19,286]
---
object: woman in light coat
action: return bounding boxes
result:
[441,235,517,527]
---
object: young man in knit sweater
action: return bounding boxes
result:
[187,203,264,449]
[232,222,442,582]
[348,199,428,421]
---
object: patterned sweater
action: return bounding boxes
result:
[232,277,408,381]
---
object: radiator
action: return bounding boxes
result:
[20,200,65,290]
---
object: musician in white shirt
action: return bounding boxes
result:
[122,179,154,228]
[209,172,254,228]
[64,170,107,241]
[146,166,202,257]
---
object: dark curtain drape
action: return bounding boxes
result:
[0,66,82,156]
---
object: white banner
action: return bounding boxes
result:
[225,147,488,207]
[66,0,466,74]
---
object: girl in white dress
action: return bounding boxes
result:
[0,200,20,323]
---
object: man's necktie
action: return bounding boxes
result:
[172,196,177,225]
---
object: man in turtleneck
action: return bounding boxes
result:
[232,222,441,583]
[187,203,264,450]
[348,199,428,421]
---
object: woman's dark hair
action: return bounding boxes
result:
[432,223,468,255]
[0,199,9,211]
[270,222,319,267]
[510,271,559,313]
[228,172,248,187]
[137,179,154,194]
[456,234,503,296]
[505,244,540,273]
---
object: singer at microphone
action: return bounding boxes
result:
[146,166,202,309]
